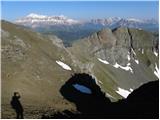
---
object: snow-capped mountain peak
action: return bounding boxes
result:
[126,18,143,22]
[26,13,47,18]
[15,13,80,26]
[15,14,158,30]
[90,17,158,28]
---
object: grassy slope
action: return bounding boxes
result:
[1,20,76,116]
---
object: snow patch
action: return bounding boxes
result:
[130,88,133,92]
[98,80,103,84]
[135,59,139,64]
[98,58,109,64]
[113,63,133,73]
[73,84,92,94]
[131,48,136,56]
[154,50,158,57]
[127,54,131,61]
[116,87,131,98]
[106,93,115,99]
[113,63,120,68]
[56,61,72,70]
[154,63,159,78]
[142,49,144,54]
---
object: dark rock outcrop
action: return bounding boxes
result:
[43,73,159,119]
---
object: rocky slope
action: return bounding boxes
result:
[1,20,159,118]
[68,27,159,100]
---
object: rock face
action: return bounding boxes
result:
[1,20,159,118]
[69,27,158,101]
[73,27,158,65]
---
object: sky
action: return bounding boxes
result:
[1,1,159,21]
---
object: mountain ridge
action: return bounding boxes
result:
[14,13,159,46]
[15,13,158,27]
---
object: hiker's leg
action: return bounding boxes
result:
[20,111,24,119]
[16,111,20,119]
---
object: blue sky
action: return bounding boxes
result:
[1,1,159,21]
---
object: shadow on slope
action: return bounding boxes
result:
[42,73,159,119]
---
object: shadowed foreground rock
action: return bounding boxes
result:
[42,73,159,119]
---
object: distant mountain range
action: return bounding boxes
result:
[15,13,79,27]
[15,13,159,46]
[15,13,158,27]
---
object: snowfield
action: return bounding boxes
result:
[116,87,131,98]
[56,60,72,70]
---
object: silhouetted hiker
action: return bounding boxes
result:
[10,92,24,119]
